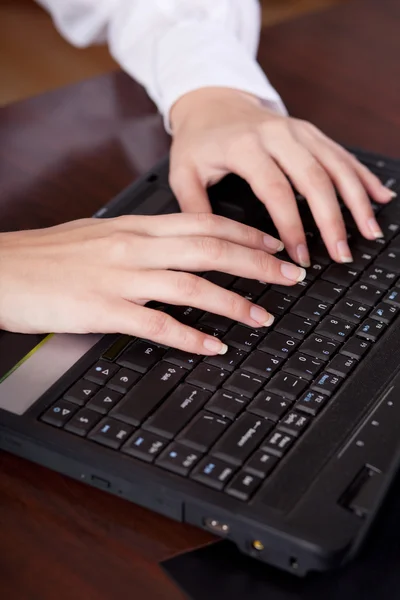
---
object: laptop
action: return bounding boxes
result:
[1,148,399,577]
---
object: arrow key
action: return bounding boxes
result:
[84,360,119,384]
[41,400,78,427]
[64,379,100,406]
[64,407,102,436]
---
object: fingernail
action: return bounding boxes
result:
[296,243,311,268]
[367,218,384,239]
[263,235,284,253]
[203,338,228,355]
[280,262,306,282]
[337,240,353,263]
[250,305,275,327]
[381,187,397,201]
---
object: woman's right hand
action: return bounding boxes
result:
[0,213,306,355]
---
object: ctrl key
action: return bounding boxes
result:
[88,418,134,449]
[191,457,236,490]
[156,442,202,476]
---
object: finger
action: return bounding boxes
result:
[113,212,284,254]
[310,141,384,240]
[268,136,352,263]
[124,270,275,328]
[110,301,228,355]
[224,140,309,266]
[133,236,306,285]
[169,164,212,213]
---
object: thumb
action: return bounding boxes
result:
[169,165,212,213]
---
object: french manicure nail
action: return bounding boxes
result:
[263,235,284,253]
[280,262,306,282]
[250,305,275,327]
[367,218,384,239]
[337,240,353,263]
[203,338,228,355]
[296,243,311,268]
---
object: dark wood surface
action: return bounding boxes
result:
[0,0,399,598]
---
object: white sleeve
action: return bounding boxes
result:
[37,0,287,131]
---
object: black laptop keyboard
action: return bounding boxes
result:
[39,155,400,503]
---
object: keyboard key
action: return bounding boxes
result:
[361,266,398,290]
[84,360,118,384]
[292,297,331,321]
[225,471,263,501]
[164,348,201,370]
[356,318,386,341]
[383,288,400,307]
[283,353,323,380]
[326,354,357,377]
[88,418,134,449]
[241,351,283,378]
[203,271,236,288]
[143,384,210,439]
[195,325,224,339]
[351,234,386,255]
[169,305,203,326]
[212,414,273,465]
[258,332,300,358]
[275,314,314,340]
[222,325,264,352]
[232,278,268,297]
[350,249,374,270]
[278,411,310,437]
[107,368,140,393]
[257,290,296,316]
[110,362,185,426]
[177,412,230,452]
[265,372,307,400]
[311,372,343,396]
[330,298,370,324]
[117,341,166,373]
[271,280,310,298]
[186,364,229,391]
[41,400,78,427]
[223,370,265,398]
[262,430,295,457]
[248,392,291,421]
[64,380,100,406]
[348,281,384,305]
[375,249,400,273]
[204,347,246,372]
[370,302,399,324]
[315,316,355,342]
[122,430,168,462]
[191,457,236,490]
[340,337,371,359]
[198,312,234,332]
[244,451,279,478]
[308,280,345,303]
[296,391,328,416]
[300,335,339,361]
[304,261,327,281]
[378,217,400,240]
[64,408,101,436]
[87,389,122,414]
[206,390,248,419]
[322,265,360,286]
[156,443,202,476]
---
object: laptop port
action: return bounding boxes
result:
[203,518,230,535]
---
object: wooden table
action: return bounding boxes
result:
[0,0,399,598]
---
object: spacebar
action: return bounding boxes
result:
[255,323,400,513]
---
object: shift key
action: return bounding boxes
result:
[110,362,185,426]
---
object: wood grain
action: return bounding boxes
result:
[0,0,399,598]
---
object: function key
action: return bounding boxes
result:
[222,325,264,352]
[244,450,279,478]
[156,442,202,476]
[283,353,323,380]
[257,290,296,316]
[370,302,399,324]
[87,389,122,414]
[278,411,310,437]
[348,281,384,306]
[340,337,371,359]
[206,390,248,419]
[261,430,295,457]
[265,372,307,401]
[122,430,167,462]
[248,391,291,422]
[84,360,118,385]
[330,298,370,324]
[204,346,246,372]
[292,297,331,322]
[88,418,134,449]
[106,368,140,393]
[361,266,398,290]
[225,471,263,501]
[241,350,282,378]
[191,457,236,490]
[211,413,273,465]
[296,391,328,416]
[64,380,100,406]
[64,407,101,436]
[41,400,77,427]
[177,412,230,452]
[308,280,345,304]
[311,372,343,396]
[300,334,339,361]
[117,341,166,373]
[356,319,386,342]
[223,370,266,399]
[186,364,229,392]
[322,264,360,287]
[258,332,300,358]
[315,316,355,342]
[326,354,357,378]
[275,314,314,340]
[164,348,201,370]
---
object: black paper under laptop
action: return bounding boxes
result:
[162,471,400,600]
